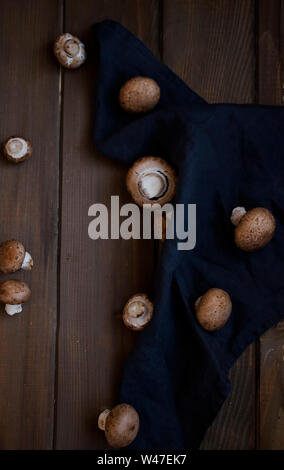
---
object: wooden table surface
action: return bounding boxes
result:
[0,0,283,450]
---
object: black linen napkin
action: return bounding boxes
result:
[92,20,284,450]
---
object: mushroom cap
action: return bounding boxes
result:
[0,240,26,273]
[54,33,86,69]
[123,293,153,331]
[119,76,160,113]
[2,136,32,163]
[0,280,31,305]
[126,156,176,207]
[195,288,232,331]
[234,207,276,252]
[104,404,140,449]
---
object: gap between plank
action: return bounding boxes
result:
[254,0,260,450]
[53,0,65,450]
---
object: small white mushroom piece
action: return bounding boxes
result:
[98,409,111,431]
[230,206,247,226]
[5,304,23,316]
[21,251,33,271]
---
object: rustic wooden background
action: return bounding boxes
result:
[0,0,283,450]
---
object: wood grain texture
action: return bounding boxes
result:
[258,0,284,105]
[162,0,255,103]
[0,0,282,450]
[0,0,61,449]
[54,0,159,449]
[258,0,284,449]
[162,0,256,449]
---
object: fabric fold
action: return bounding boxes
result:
[92,20,284,450]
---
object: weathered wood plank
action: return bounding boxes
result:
[258,0,284,449]
[55,0,159,449]
[162,0,256,449]
[258,0,283,106]
[0,0,61,449]
[162,0,255,103]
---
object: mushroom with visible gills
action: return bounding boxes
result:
[98,404,140,448]
[54,33,86,69]
[123,293,153,331]
[0,280,31,316]
[195,288,232,331]
[231,206,276,252]
[119,76,160,114]
[2,136,32,163]
[126,156,176,207]
[0,240,33,273]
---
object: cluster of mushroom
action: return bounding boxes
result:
[0,240,33,315]
[53,32,145,449]
[120,79,175,335]
[0,42,87,180]
[119,77,176,228]
[101,75,278,445]
[96,76,170,448]
[54,38,278,446]
[117,78,175,336]
[195,207,276,331]
[0,33,88,308]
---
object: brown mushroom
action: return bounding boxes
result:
[2,136,32,163]
[126,157,176,207]
[54,33,86,69]
[0,240,33,273]
[123,293,153,331]
[195,288,232,331]
[0,280,31,316]
[231,206,276,252]
[98,404,139,449]
[119,77,160,113]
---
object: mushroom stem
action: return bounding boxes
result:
[128,301,145,319]
[21,251,33,271]
[64,39,80,57]
[6,138,28,159]
[230,206,247,226]
[5,304,22,316]
[98,409,111,431]
[139,172,168,200]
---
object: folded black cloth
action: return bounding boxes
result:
[92,20,284,450]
